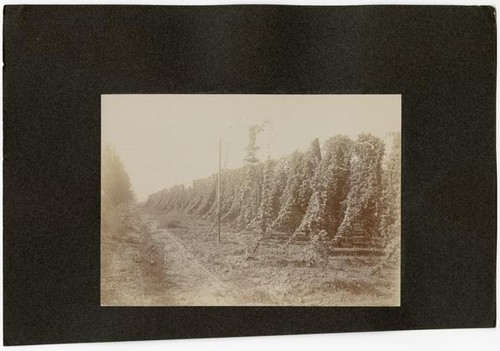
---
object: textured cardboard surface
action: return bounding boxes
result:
[3,5,496,345]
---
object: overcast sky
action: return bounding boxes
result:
[102,94,400,201]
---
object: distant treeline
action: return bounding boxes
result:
[145,132,400,244]
[101,144,135,239]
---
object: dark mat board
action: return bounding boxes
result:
[2,5,496,346]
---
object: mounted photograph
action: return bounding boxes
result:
[101,94,401,306]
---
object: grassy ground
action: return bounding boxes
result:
[101,209,170,306]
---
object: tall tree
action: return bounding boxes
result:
[272,139,321,233]
[251,159,276,235]
[244,124,263,164]
[267,157,288,224]
[101,144,135,237]
[271,151,305,232]
[380,132,401,247]
[234,124,264,228]
[221,168,246,223]
[295,135,352,239]
[101,144,134,207]
[336,134,385,240]
[297,138,322,214]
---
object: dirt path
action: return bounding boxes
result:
[143,210,400,306]
[145,216,242,305]
[102,213,247,306]
[103,210,399,306]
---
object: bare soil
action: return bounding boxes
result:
[101,208,399,306]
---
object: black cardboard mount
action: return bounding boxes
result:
[2,5,496,346]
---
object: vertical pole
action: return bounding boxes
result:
[217,139,222,242]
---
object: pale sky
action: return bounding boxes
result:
[102,95,401,201]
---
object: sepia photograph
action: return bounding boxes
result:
[101,94,401,306]
[4,3,496,347]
